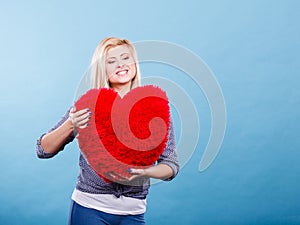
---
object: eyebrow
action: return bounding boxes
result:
[107,52,130,59]
[120,53,129,57]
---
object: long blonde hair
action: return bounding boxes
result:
[90,37,141,89]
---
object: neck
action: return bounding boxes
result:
[111,82,132,97]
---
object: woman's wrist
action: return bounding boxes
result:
[144,164,173,180]
[65,118,75,131]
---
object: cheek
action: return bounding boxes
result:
[130,64,137,77]
[106,64,114,76]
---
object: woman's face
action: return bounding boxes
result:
[105,45,136,91]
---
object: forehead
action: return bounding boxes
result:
[106,45,131,58]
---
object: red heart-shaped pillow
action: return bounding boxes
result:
[75,85,170,182]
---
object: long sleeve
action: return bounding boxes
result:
[36,107,76,159]
[157,119,180,181]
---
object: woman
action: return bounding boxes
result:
[36,37,179,225]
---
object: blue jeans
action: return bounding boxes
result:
[68,200,146,225]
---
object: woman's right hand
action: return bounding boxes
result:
[69,107,91,129]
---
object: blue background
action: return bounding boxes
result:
[1,0,299,224]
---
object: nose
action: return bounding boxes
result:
[117,60,125,68]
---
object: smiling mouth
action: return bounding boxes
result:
[116,70,128,76]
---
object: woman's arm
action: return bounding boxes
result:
[40,118,75,154]
[128,164,174,180]
[36,107,91,158]
[154,119,179,180]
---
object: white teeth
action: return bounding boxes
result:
[116,70,127,75]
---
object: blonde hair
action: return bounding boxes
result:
[90,37,141,89]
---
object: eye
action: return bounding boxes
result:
[107,60,116,64]
[122,55,130,60]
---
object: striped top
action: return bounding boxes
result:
[36,107,179,200]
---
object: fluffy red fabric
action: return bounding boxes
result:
[75,85,170,182]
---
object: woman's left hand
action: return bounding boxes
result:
[107,169,147,183]
[107,164,173,183]
[126,168,147,181]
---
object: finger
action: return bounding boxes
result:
[73,108,91,117]
[71,111,91,126]
[69,107,86,120]
[78,123,88,129]
[76,112,91,123]
[77,117,90,126]
[108,172,115,179]
[70,108,90,119]
[107,172,122,182]
[128,168,145,175]
[107,172,132,183]
[70,106,76,113]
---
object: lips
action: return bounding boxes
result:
[116,69,128,76]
